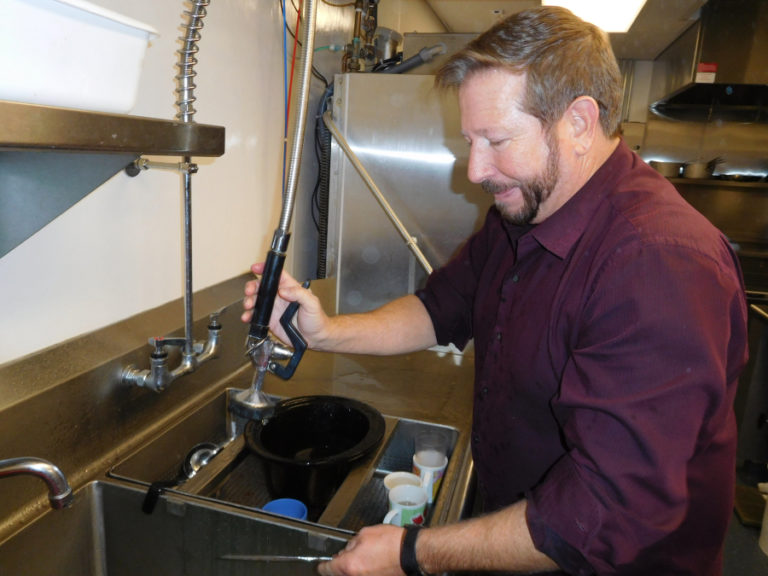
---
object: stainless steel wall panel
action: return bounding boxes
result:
[327,73,491,314]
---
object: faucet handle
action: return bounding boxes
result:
[208,310,223,329]
[148,336,187,351]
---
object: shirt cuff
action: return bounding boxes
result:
[526,498,596,576]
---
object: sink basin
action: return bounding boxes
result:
[108,389,459,530]
[0,480,347,576]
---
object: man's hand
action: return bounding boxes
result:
[242,262,329,348]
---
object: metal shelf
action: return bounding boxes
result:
[0,100,225,258]
[670,178,768,189]
[0,100,225,156]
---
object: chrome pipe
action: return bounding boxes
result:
[182,155,194,357]
[129,158,199,174]
[278,0,318,234]
[0,457,73,510]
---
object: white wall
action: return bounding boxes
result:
[0,0,286,365]
[0,0,453,366]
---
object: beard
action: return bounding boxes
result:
[481,137,560,225]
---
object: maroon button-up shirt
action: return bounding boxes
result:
[417,142,748,575]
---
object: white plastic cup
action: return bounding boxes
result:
[383,484,428,526]
[383,471,423,491]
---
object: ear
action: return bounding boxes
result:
[564,96,601,155]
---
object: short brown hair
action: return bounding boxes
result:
[435,7,622,137]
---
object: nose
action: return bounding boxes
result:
[466,142,493,184]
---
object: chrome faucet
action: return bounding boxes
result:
[122,311,223,392]
[121,143,223,393]
[0,457,73,510]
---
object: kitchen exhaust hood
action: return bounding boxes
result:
[651,0,768,121]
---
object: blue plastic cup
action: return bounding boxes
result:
[262,498,308,520]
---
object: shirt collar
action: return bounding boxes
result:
[526,140,631,260]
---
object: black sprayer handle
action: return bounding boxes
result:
[270,280,310,379]
[248,241,288,343]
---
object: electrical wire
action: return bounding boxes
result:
[279,0,330,88]
[311,85,334,232]
[286,0,303,136]
[276,0,337,271]
[280,0,328,202]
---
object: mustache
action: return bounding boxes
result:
[481,180,516,195]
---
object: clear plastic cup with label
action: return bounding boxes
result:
[413,430,449,503]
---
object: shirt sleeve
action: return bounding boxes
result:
[417,207,504,349]
[526,240,747,574]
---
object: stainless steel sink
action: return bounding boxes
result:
[107,389,459,530]
[0,388,465,575]
[0,480,347,576]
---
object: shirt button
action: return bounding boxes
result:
[481,387,489,398]
[496,331,502,341]
[512,274,519,283]
[473,434,480,444]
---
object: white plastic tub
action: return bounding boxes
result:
[0,0,158,114]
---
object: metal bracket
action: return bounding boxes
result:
[125,157,199,176]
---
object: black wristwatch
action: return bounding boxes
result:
[400,525,431,576]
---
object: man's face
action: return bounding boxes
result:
[459,69,562,225]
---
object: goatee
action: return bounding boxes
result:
[481,180,541,225]
[482,137,560,225]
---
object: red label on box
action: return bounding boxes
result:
[697,62,718,73]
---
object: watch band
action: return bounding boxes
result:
[400,525,429,576]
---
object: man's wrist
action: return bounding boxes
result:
[400,525,431,576]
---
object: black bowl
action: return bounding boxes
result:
[244,395,385,507]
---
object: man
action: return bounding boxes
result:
[242,7,748,575]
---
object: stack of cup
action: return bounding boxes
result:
[382,477,428,526]
[381,430,450,526]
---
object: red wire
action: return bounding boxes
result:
[286,0,303,133]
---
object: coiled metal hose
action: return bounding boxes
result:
[176,0,209,123]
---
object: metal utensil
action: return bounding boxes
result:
[649,160,683,178]
[219,554,333,563]
[682,156,724,179]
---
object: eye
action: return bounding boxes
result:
[489,138,508,149]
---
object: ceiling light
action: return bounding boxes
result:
[541,0,647,33]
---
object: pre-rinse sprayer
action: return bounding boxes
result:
[123,0,317,398]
